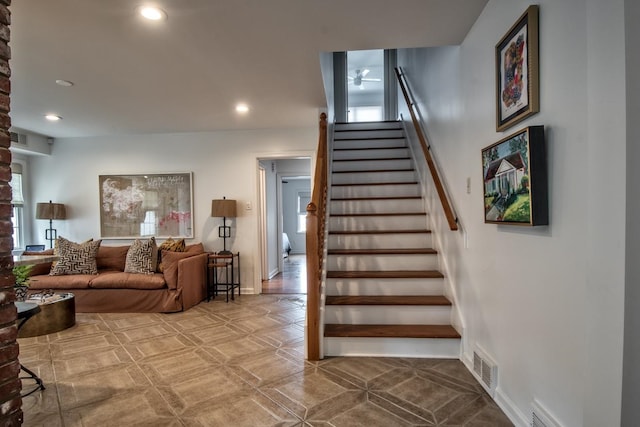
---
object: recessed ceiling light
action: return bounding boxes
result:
[55,79,74,87]
[45,114,62,121]
[139,6,167,21]
[235,104,250,114]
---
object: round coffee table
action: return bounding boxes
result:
[17,293,75,338]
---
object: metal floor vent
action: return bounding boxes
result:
[531,400,562,427]
[472,347,497,394]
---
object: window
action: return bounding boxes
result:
[10,168,24,250]
[297,191,311,233]
[140,211,157,236]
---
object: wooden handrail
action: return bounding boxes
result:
[395,67,458,231]
[305,112,328,361]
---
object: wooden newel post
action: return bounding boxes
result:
[305,202,320,361]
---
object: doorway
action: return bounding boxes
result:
[258,158,311,294]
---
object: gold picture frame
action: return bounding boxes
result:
[496,5,539,132]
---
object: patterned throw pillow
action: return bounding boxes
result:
[125,237,158,275]
[49,237,102,276]
[157,238,186,272]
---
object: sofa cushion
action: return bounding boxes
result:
[124,237,158,274]
[160,250,196,290]
[29,274,93,289]
[89,271,166,290]
[157,238,186,272]
[50,237,102,276]
[185,243,205,254]
[97,245,129,271]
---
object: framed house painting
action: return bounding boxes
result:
[99,172,194,238]
[496,5,539,132]
[482,126,547,226]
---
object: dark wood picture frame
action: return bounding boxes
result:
[482,126,547,226]
[496,5,539,132]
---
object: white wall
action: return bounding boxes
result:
[28,127,317,294]
[398,0,626,426]
[622,0,640,424]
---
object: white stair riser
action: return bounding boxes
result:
[326,277,444,296]
[334,122,402,131]
[334,139,405,150]
[325,305,451,325]
[328,233,432,249]
[331,198,423,214]
[332,184,420,199]
[324,337,460,358]
[332,171,416,185]
[333,129,403,139]
[333,159,412,172]
[333,148,410,160]
[330,215,426,231]
[327,254,438,270]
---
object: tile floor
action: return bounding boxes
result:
[19,294,513,426]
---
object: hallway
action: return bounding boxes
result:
[262,255,306,294]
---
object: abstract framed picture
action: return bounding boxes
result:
[99,172,194,239]
[482,126,547,226]
[496,5,539,132]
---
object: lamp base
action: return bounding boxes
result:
[217,250,233,255]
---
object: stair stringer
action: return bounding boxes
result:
[400,116,466,355]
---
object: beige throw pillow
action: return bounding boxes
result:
[125,237,158,274]
[49,237,102,276]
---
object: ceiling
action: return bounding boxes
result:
[8,0,488,139]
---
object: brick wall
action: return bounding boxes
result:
[0,1,21,425]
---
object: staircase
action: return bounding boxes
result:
[323,120,461,358]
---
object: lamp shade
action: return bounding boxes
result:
[36,202,67,220]
[211,199,236,218]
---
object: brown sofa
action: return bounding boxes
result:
[26,243,207,313]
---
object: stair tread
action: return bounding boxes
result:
[334,147,406,151]
[331,212,426,217]
[324,324,460,339]
[326,295,450,306]
[332,181,418,187]
[327,270,444,279]
[328,248,437,255]
[333,168,414,174]
[334,157,410,162]
[329,229,432,235]
[332,195,421,201]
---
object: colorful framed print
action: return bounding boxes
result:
[482,126,547,226]
[496,5,539,132]
[99,172,194,238]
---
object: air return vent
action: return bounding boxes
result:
[531,400,562,427]
[472,346,497,395]
[10,131,27,146]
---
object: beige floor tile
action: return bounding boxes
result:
[52,346,134,379]
[61,388,179,427]
[123,333,197,361]
[181,389,301,427]
[56,364,151,410]
[16,295,513,426]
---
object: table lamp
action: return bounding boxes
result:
[35,200,66,248]
[211,197,236,254]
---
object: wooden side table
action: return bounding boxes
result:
[207,252,240,302]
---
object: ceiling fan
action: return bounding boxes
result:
[348,69,381,89]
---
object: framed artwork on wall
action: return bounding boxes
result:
[482,126,547,226]
[495,5,539,132]
[99,172,194,239]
